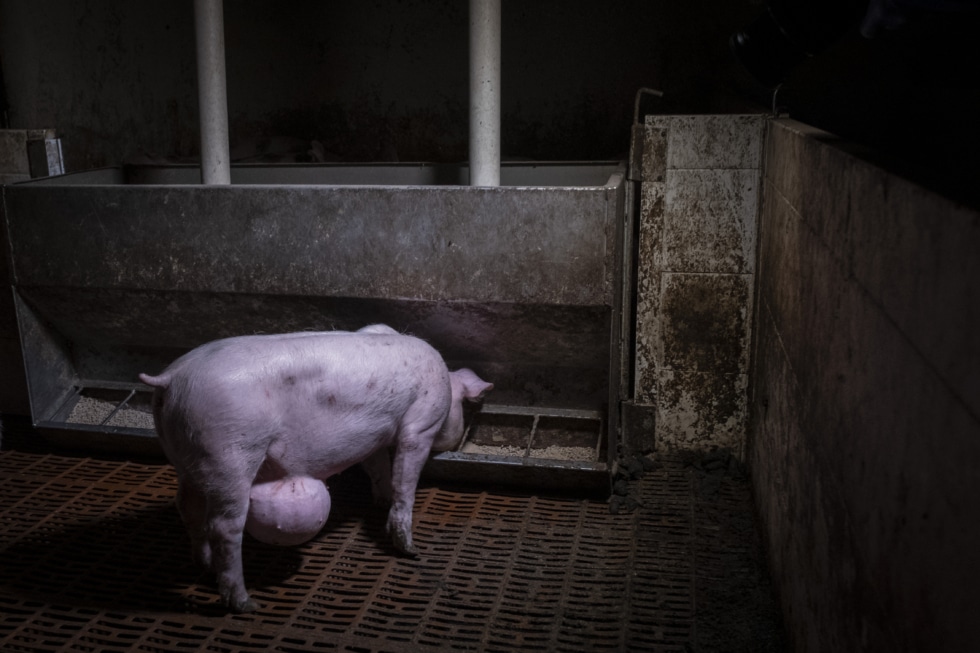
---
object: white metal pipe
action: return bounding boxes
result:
[469,0,501,186]
[194,0,231,185]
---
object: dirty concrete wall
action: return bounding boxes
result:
[751,118,980,651]
[633,114,764,456]
[0,0,760,172]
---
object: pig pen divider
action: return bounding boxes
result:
[2,162,629,495]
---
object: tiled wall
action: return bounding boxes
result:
[634,114,765,456]
[752,119,980,651]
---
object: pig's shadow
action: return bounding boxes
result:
[0,467,392,615]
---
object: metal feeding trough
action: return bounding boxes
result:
[2,161,626,494]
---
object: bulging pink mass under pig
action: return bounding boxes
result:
[246,474,332,546]
[139,325,492,613]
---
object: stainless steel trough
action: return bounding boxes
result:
[2,162,627,494]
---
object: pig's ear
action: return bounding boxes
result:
[452,368,494,401]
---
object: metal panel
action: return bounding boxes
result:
[6,184,615,306]
[12,293,76,422]
[2,163,626,490]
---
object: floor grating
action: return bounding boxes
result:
[0,417,786,651]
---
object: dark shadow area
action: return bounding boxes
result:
[728,4,980,208]
[0,416,404,615]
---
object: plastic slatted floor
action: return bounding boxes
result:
[0,422,784,652]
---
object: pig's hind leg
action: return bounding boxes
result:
[203,474,259,613]
[191,450,267,613]
[175,477,212,567]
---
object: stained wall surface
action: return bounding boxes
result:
[751,119,980,652]
[634,114,764,456]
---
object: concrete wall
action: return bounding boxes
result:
[0,0,760,172]
[633,114,764,456]
[751,119,980,651]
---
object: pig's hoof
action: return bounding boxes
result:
[225,594,258,614]
[391,531,419,557]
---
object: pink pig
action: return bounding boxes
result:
[139,325,492,612]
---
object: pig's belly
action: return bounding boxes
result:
[260,422,395,481]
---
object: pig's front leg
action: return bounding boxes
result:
[386,436,437,556]
[361,447,393,505]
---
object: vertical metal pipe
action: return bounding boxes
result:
[194,0,231,185]
[469,0,501,186]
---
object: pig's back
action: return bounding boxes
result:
[169,331,448,406]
